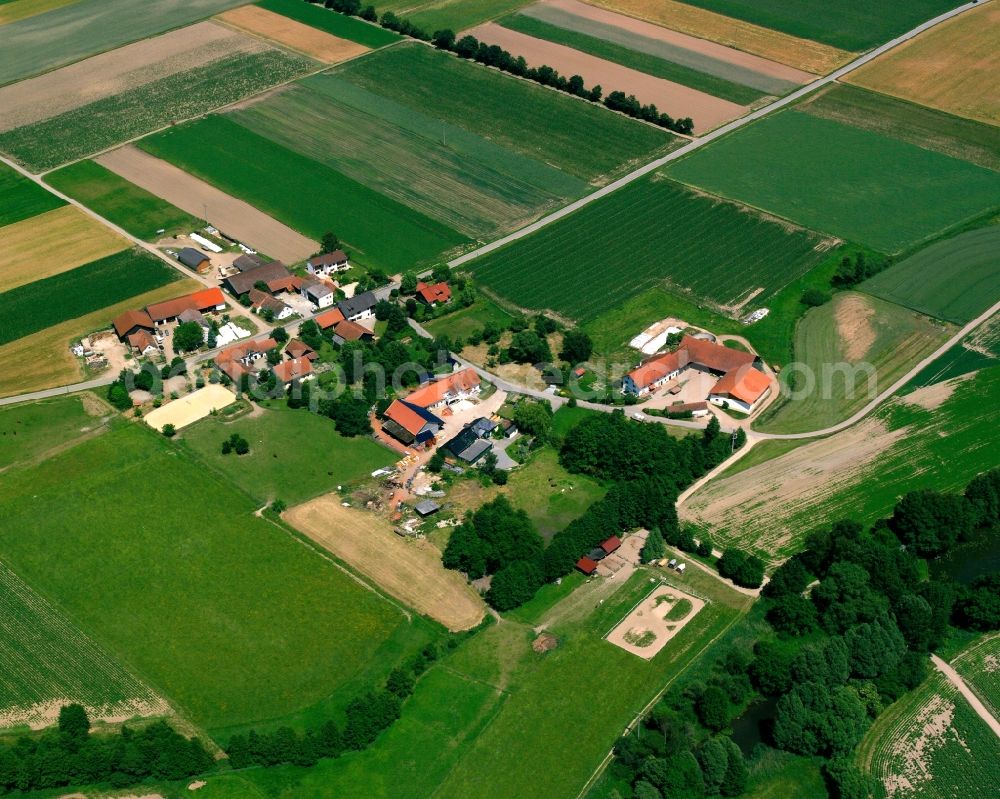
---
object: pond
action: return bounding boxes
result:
[931,531,1000,584]
[729,696,777,755]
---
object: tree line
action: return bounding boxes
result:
[0,705,212,794]
[605,468,1000,799]
[304,0,694,134]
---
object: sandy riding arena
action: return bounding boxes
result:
[144,385,237,432]
[97,146,318,263]
[465,22,745,132]
[285,495,486,632]
[216,5,368,64]
[606,584,704,660]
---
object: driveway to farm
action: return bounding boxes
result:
[931,654,1000,739]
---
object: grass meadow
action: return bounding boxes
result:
[861,226,1000,325]
[471,176,834,320]
[674,0,955,51]
[0,49,314,172]
[179,406,396,506]
[421,296,514,342]
[0,421,434,734]
[857,668,1000,799]
[0,249,178,346]
[0,393,106,471]
[139,115,469,271]
[0,162,64,226]
[668,111,1000,253]
[45,160,201,241]
[255,0,400,47]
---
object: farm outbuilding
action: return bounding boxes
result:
[576,557,599,575]
[414,500,440,517]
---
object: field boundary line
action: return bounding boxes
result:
[931,653,1000,739]
[601,577,670,640]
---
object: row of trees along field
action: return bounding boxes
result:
[306,0,694,134]
[607,468,1000,799]
[443,411,744,610]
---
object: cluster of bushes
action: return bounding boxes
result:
[227,642,444,770]
[221,432,250,455]
[0,705,212,794]
[304,1,694,134]
[831,252,889,289]
[716,548,766,589]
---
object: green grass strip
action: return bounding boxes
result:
[498,13,764,105]
[0,163,65,227]
[0,249,178,345]
[255,0,400,48]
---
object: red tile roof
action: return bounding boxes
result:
[127,329,158,352]
[188,287,226,310]
[315,308,345,329]
[576,557,599,575]
[710,365,771,405]
[273,358,312,384]
[626,336,761,393]
[267,275,299,293]
[334,319,371,341]
[113,309,154,338]
[416,281,451,304]
[601,536,621,554]
[626,350,683,391]
[145,287,226,322]
[215,337,278,365]
[384,399,430,436]
[218,360,248,382]
[285,338,317,361]
[404,368,480,408]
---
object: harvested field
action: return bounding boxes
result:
[683,369,1000,562]
[519,0,811,91]
[800,84,1000,173]
[0,163,65,227]
[144,386,238,432]
[0,205,128,293]
[97,146,318,263]
[846,2,1000,127]
[285,494,487,632]
[0,279,197,399]
[0,22,266,133]
[216,5,369,63]
[0,560,169,731]
[606,583,704,659]
[584,0,850,74]
[0,0,77,26]
[468,21,744,131]
[256,0,400,48]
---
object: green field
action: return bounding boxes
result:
[0,394,107,471]
[471,176,835,321]
[46,160,200,241]
[0,422,432,734]
[0,248,179,346]
[505,449,607,539]
[255,0,400,47]
[139,115,467,271]
[951,634,1000,721]
[376,0,532,32]
[756,291,950,434]
[858,669,1000,799]
[331,43,677,183]
[498,13,765,104]
[0,49,314,172]
[800,84,1000,172]
[180,406,395,506]
[0,162,65,226]
[905,316,1000,390]
[421,296,515,342]
[0,558,166,731]
[668,111,1000,253]
[229,74,588,239]
[0,0,250,86]
[861,226,1000,324]
[675,0,955,51]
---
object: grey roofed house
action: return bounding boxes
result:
[233,253,266,272]
[469,417,497,438]
[177,247,209,269]
[223,261,291,296]
[337,290,377,320]
[176,308,207,327]
[414,500,440,517]
[446,427,493,464]
[304,283,333,303]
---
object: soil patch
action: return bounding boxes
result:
[606,583,704,659]
[835,293,876,362]
[533,632,559,652]
[903,373,972,410]
[465,22,745,131]
[285,494,486,631]
[144,385,237,432]
[96,145,317,262]
[216,5,368,64]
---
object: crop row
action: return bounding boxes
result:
[951,633,1000,721]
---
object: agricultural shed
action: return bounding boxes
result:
[601,536,621,555]
[223,261,291,296]
[576,557,598,575]
[177,247,210,272]
[113,309,154,340]
[414,500,440,517]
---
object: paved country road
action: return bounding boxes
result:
[931,654,1000,739]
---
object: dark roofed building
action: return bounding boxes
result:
[177,247,210,272]
[382,399,442,447]
[232,253,265,272]
[446,427,493,464]
[306,250,349,276]
[337,291,377,322]
[223,261,292,297]
[414,500,440,517]
[113,309,154,340]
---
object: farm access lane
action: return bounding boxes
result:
[931,654,1000,739]
[445,0,986,271]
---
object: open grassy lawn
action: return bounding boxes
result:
[857,668,1000,799]
[0,48,314,172]
[255,0,400,47]
[0,248,178,346]
[179,406,395,507]
[668,111,1000,254]
[0,422,433,735]
[756,292,951,434]
[331,43,677,184]
[229,75,587,239]
[674,0,954,51]
[799,84,1000,173]
[505,448,606,539]
[45,160,200,241]
[498,12,765,104]
[422,296,515,342]
[860,226,1000,325]
[0,162,64,226]
[684,367,1000,562]
[472,176,835,321]
[551,404,605,437]
[139,115,468,271]
[0,393,107,471]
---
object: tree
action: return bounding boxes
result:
[272,325,289,344]
[162,423,176,438]
[965,468,1000,527]
[801,288,830,306]
[953,573,1000,630]
[58,704,90,742]
[772,683,868,756]
[766,593,818,636]
[696,685,730,731]
[432,28,456,50]
[400,271,418,295]
[697,737,728,794]
[717,548,764,588]
[719,738,747,796]
[320,232,340,253]
[888,488,974,557]
[386,667,415,698]
[559,329,593,363]
[824,758,878,799]
[764,557,811,599]
[633,782,662,799]
[326,395,372,437]
[107,379,132,411]
[512,400,552,440]
[486,559,544,610]
[427,449,445,473]
[641,528,666,562]
[173,321,204,353]
[507,330,551,364]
